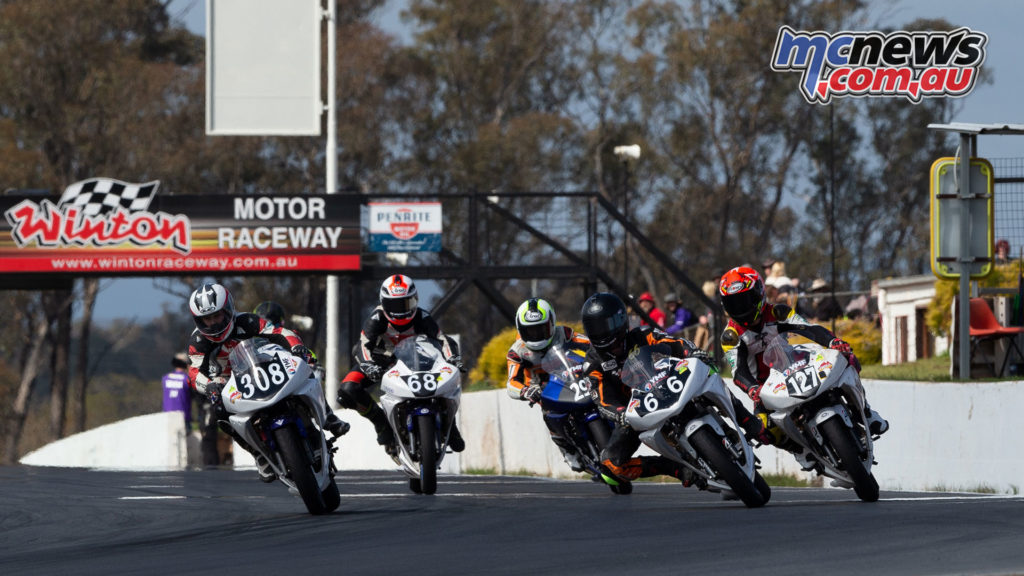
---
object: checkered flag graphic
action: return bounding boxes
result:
[57,178,160,217]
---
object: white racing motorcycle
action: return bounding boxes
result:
[221,337,340,514]
[379,334,462,495]
[759,333,880,502]
[621,344,770,508]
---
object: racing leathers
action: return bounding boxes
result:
[506,326,591,471]
[337,307,465,454]
[722,302,887,442]
[584,326,764,483]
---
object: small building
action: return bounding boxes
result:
[876,275,946,365]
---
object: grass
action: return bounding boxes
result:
[860,352,1024,382]
[860,354,954,381]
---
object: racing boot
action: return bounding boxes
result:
[864,403,889,436]
[756,413,804,455]
[324,412,351,437]
[447,422,466,453]
[364,404,398,456]
[255,455,277,483]
[739,411,775,446]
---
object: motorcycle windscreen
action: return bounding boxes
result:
[393,335,446,371]
[539,345,589,403]
[619,344,675,391]
[227,338,300,401]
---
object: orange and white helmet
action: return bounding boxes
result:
[379,274,419,325]
[719,266,765,327]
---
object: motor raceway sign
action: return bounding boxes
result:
[1,178,361,274]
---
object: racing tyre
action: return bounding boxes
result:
[415,413,438,495]
[821,416,879,502]
[691,427,765,508]
[274,425,330,515]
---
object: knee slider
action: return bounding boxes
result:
[336,380,361,409]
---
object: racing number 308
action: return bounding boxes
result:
[239,356,288,398]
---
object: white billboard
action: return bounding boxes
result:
[206,0,322,135]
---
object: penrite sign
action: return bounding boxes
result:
[1,178,361,274]
[367,202,442,253]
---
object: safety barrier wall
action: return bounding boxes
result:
[19,380,1024,494]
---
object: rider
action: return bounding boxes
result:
[187,283,347,483]
[252,300,350,438]
[252,301,285,326]
[717,266,889,451]
[580,292,767,487]
[506,297,592,472]
[337,274,466,457]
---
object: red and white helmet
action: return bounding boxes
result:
[380,274,419,325]
[189,283,235,343]
[719,266,766,327]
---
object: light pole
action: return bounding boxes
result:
[614,145,641,293]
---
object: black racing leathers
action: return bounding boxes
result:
[582,327,709,482]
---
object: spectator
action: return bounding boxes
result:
[662,293,697,337]
[762,258,776,280]
[764,261,792,289]
[162,353,192,427]
[845,294,870,320]
[637,292,666,328]
[692,281,719,351]
[808,278,843,321]
[995,239,1011,263]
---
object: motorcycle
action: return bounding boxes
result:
[221,338,340,515]
[759,333,880,502]
[537,342,632,495]
[621,344,770,508]
[379,334,462,495]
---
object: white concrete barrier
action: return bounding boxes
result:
[19,380,1024,494]
[20,412,188,470]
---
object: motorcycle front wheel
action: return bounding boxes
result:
[274,425,332,515]
[820,416,879,502]
[691,427,766,508]
[415,413,438,495]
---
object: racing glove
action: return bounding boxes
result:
[448,355,467,373]
[829,339,861,372]
[828,338,852,354]
[291,344,316,366]
[747,384,762,405]
[520,384,543,405]
[687,348,714,367]
[612,407,630,428]
[361,363,383,382]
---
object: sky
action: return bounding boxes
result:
[91,0,1024,322]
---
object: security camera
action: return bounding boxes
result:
[613,144,641,160]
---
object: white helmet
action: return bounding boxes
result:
[516,298,556,351]
[189,283,235,343]
[380,274,419,325]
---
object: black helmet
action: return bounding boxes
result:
[581,292,629,359]
[253,301,285,326]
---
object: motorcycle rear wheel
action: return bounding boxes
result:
[820,416,879,502]
[415,414,438,495]
[274,425,331,515]
[691,427,765,508]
